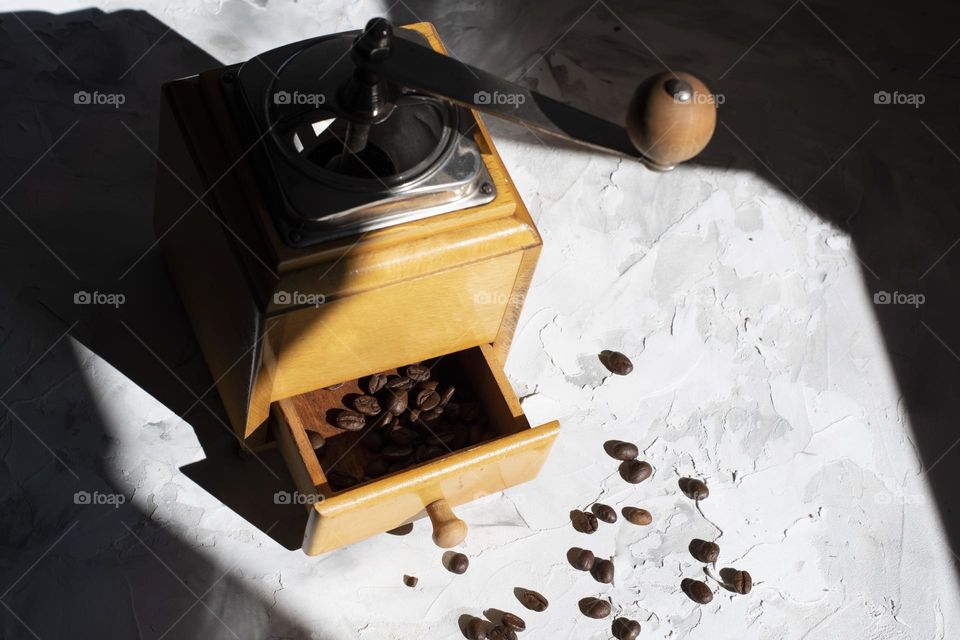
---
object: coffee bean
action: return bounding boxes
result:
[568,547,595,571]
[465,617,488,640]
[383,390,408,415]
[619,459,652,483]
[403,574,418,588]
[364,458,389,479]
[352,395,381,416]
[681,578,713,604]
[387,523,413,536]
[323,382,344,391]
[381,443,413,460]
[606,440,638,461]
[578,597,611,619]
[590,558,614,584]
[719,568,752,594]
[688,538,720,563]
[439,385,456,407]
[327,471,359,490]
[367,373,388,394]
[307,431,325,450]
[415,388,441,411]
[622,507,652,526]
[599,350,633,375]
[370,411,393,429]
[612,617,641,640]
[515,588,548,612]
[500,612,525,632]
[591,503,617,523]
[446,552,469,574]
[335,410,366,431]
[487,626,517,640]
[679,477,709,500]
[420,407,444,424]
[570,509,599,533]
[385,425,420,446]
[386,375,413,391]
[406,364,431,382]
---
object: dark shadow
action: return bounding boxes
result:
[0,9,313,638]
[390,0,960,574]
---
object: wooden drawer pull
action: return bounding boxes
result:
[426,499,467,548]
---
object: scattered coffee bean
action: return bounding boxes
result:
[370,411,393,429]
[570,509,599,533]
[419,380,439,391]
[386,375,413,391]
[352,395,381,416]
[381,443,413,460]
[487,626,517,640]
[387,523,413,535]
[415,388,441,411]
[590,558,615,584]
[406,364,431,382]
[447,552,469,574]
[307,430,325,450]
[568,547,596,571]
[327,471,360,490]
[385,425,420,446]
[420,407,444,424]
[466,617,488,640]
[335,410,366,431]
[622,507,652,526]
[500,612,525,632]
[689,538,720,563]
[612,617,642,640]
[578,597,611,619]
[403,574,418,588]
[606,440,639,461]
[439,385,456,407]
[619,459,653,483]
[591,503,617,523]
[720,568,752,594]
[599,350,633,375]
[681,578,713,604]
[383,390,408,415]
[679,477,709,500]
[515,587,548,612]
[367,373,388,394]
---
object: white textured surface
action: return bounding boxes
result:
[2,1,959,639]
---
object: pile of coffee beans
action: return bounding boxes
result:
[313,362,492,491]
[463,596,546,640]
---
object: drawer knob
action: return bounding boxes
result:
[426,499,468,548]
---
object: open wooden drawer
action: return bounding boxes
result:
[272,343,559,555]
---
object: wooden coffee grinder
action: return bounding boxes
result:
[153,18,715,554]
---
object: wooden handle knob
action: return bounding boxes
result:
[425,499,467,548]
[626,71,717,170]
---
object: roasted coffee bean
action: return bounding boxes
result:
[612,617,642,640]
[385,425,420,446]
[386,375,413,391]
[689,538,720,563]
[461,402,481,423]
[681,578,713,604]
[323,382,344,391]
[364,458,389,479]
[439,385,456,407]
[599,350,633,375]
[619,459,652,483]
[383,390,408,415]
[335,410,366,431]
[447,552,469,574]
[403,574,418,588]
[406,364,431,382]
[387,523,413,536]
[487,626,517,640]
[465,617,488,640]
[370,411,393,429]
[367,373,388,394]
[415,444,444,462]
[327,471,359,490]
[515,588,548,612]
[679,477,709,500]
[578,597,611,619]
[352,395,381,416]
[419,380,439,391]
[606,440,639,461]
[415,388,441,411]
[622,507,653,526]
[568,547,595,571]
[570,509,599,533]
[590,558,614,584]
[591,503,617,523]
[420,407,444,424]
[720,568,752,594]
[407,407,422,422]
[500,612,525,632]
[307,431,325,450]
[381,443,413,460]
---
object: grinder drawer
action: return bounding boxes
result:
[272,344,559,555]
